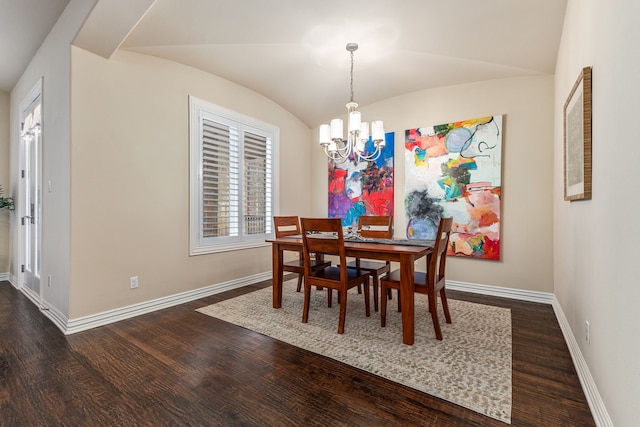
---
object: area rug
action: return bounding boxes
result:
[197,280,512,423]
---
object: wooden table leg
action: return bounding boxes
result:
[400,253,415,345]
[272,243,284,308]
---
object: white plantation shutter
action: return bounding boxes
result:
[201,118,240,238]
[243,129,272,236]
[190,96,278,254]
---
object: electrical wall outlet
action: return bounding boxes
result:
[130,276,139,289]
[585,320,590,344]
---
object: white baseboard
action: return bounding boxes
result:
[17,284,70,332]
[552,297,613,427]
[63,272,272,335]
[447,280,609,426]
[18,282,40,304]
[8,273,19,287]
[446,279,555,304]
[0,272,9,281]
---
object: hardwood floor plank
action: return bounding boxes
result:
[0,280,594,426]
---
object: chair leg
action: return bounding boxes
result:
[327,289,333,308]
[372,275,379,312]
[440,288,452,324]
[383,265,393,300]
[397,290,401,312]
[296,274,303,292]
[380,284,388,327]
[429,291,443,340]
[363,279,371,317]
[302,283,311,324]
[338,288,348,334]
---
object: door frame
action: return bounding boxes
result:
[17,78,43,300]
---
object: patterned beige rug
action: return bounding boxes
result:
[197,280,512,423]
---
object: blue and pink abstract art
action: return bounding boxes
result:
[328,133,394,227]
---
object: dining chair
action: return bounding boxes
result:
[343,215,393,312]
[273,216,331,292]
[300,218,371,334]
[380,217,453,340]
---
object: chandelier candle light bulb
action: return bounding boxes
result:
[360,122,369,140]
[349,110,361,133]
[319,42,385,163]
[330,119,343,141]
[372,120,385,145]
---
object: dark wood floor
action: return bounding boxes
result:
[0,277,594,426]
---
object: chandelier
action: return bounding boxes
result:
[319,43,385,163]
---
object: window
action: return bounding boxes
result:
[189,96,278,254]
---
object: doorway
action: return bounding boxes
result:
[19,80,43,298]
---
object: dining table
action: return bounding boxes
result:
[266,235,433,345]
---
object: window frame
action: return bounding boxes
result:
[189,96,279,255]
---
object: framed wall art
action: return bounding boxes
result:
[564,66,592,201]
[405,115,503,260]
[328,132,394,227]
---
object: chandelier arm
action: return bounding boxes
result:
[323,140,352,163]
[355,146,383,162]
[336,139,352,158]
[325,146,349,164]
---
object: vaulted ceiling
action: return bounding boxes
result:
[2,0,567,127]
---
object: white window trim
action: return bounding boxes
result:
[189,96,279,255]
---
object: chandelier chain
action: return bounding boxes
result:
[350,50,355,103]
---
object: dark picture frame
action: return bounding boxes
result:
[563,66,592,201]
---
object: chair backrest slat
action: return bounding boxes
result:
[274,216,301,238]
[300,218,346,278]
[427,217,453,284]
[358,215,393,239]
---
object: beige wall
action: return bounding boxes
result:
[69,48,313,318]
[555,0,640,424]
[0,90,9,273]
[312,76,555,293]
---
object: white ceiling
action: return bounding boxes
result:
[2,0,568,127]
[0,0,70,93]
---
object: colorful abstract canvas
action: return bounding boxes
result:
[405,116,502,260]
[328,133,394,227]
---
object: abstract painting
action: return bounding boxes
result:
[329,133,394,227]
[405,116,502,260]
